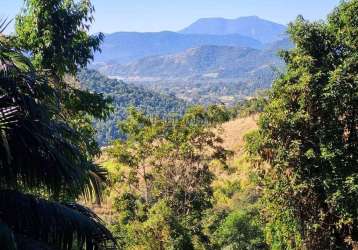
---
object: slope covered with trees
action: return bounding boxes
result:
[94,42,290,105]
[3,0,358,249]
[77,70,189,145]
[94,31,262,64]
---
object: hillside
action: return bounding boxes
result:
[77,70,188,144]
[91,114,259,223]
[220,115,258,154]
[100,45,282,79]
[93,31,262,64]
[180,16,287,43]
[95,45,285,105]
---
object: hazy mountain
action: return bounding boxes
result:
[97,45,283,79]
[94,31,262,64]
[264,37,294,52]
[90,16,293,106]
[180,16,287,43]
[94,44,286,105]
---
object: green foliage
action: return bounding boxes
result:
[246,1,358,248]
[16,0,103,78]
[0,0,116,249]
[16,0,112,154]
[77,69,188,145]
[213,209,265,250]
[114,200,193,250]
[234,91,269,118]
[108,106,231,249]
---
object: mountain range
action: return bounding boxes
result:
[97,44,284,79]
[93,16,288,64]
[94,31,262,64]
[180,16,287,43]
[89,16,292,105]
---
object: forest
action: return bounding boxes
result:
[1,0,358,249]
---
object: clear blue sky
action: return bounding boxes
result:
[2,0,340,34]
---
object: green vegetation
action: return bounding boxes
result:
[77,70,189,145]
[96,43,285,105]
[77,69,266,145]
[245,1,358,248]
[2,0,358,249]
[0,0,115,249]
[106,106,232,249]
[233,91,269,118]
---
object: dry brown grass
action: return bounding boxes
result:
[85,115,259,222]
[220,114,259,155]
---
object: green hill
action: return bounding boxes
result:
[77,70,188,145]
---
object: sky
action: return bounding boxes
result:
[2,0,341,34]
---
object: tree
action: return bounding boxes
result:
[246,1,358,248]
[213,209,265,250]
[0,27,115,249]
[0,0,116,248]
[16,0,111,158]
[16,0,103,78]
[108,106,232,249]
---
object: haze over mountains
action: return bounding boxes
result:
[98,45,283,80]
[89,16,292,105]
[180,16,287,43]
[94,31,262,64]
[93,16,288,64]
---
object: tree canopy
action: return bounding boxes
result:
[0,0,116,249]
[246,0,358,248]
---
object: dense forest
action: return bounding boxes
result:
[77,70,188,144]
[1,0,358,250]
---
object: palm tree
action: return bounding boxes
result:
[0,21,117,250]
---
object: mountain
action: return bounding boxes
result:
[93,31,262,64]
[100,45,282,79]
[94,45,285,105]
[180,16,287,43]
[264,37,294,52]
[78,70,188,145]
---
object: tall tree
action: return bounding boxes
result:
[108,106,232,249]
[16,0,103,79]
[16,0,110,159]
[246,1,358,249]
[0,0,116,249]
[0,26,115,249]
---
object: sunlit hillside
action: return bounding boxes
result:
[90,114,260,223]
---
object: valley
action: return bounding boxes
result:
[90,17,292,106]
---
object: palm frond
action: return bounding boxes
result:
[0,46,106,200]
[0,18,11,34]
[0,190,117,250]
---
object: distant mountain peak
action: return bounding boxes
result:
[237,15,260,19]
[180,16,287,43]
[95,31,262,64]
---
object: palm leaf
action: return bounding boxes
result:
[0,18,11,34]
[0,40,106,199]
[0,190,117,250]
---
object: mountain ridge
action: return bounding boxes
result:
[95,44,284,79]
[94,31,262,64]
[180,16,287,43]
